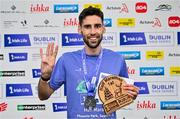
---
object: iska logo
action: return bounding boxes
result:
[164,115,179,119]
[9,53,28,62]
[168,16,180,27]
[0,102,8,112]
[137,100,156,110]
[4,34,31,47]
[64,18,79,27]
[127,66,136,74]
[30,4,50,13]
[135,2,147,13]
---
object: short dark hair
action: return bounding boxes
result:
[79,6,104,26]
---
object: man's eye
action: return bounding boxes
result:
[84,25,91,29]
[95,24,102,28]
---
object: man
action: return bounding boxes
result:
[38,6,139,118]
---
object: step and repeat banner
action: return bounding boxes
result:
[0,0,180,119]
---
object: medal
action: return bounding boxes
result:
[98,75,133,115]
[84,96,96,109]
[81,48,103,109]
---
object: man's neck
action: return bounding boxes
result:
[84,46,102,56]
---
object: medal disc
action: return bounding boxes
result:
[98,75,133,115]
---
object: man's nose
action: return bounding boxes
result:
[90,27,96,35]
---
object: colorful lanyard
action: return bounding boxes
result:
[81,48,103,96]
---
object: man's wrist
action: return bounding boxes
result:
[41,76,50,82]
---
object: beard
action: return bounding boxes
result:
[83,35,103,49]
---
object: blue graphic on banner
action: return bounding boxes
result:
[52,103,67,112]
[32,69,41,78]
[9,53,28,62]
[62,33,84,46]
[6,84,33,97]
[178,32,180,45]
[140,67,164,76]
[120,32,146,45]
[104,19,112,27]
[161,101,180,110]
[134,82,149,94]
[117,51,141,60]
[4,34,31,47]
[54,4,78,13]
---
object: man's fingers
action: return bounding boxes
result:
[40,48,43,59]
[54,45,59,57]
[50,43,54,56]
[46,43,50,56]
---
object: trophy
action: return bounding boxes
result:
[98,75,133,115]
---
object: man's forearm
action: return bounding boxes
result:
[38,78,54,100]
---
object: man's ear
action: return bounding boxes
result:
[78,25,82,34]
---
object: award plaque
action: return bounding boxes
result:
[98,75,133,115]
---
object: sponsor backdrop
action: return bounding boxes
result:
[0,0,180,119]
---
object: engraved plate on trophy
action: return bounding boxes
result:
[98,75,133,115]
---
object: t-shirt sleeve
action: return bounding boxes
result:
[49,56,65,91]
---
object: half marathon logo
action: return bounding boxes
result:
[0,71,25,77]
[17,104,45,111]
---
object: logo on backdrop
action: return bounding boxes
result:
[120,32,174,46]
[155,4,172,11]
[120,32,146,45]
[64,18,79,27]
[146,51,164,60]
[30,4,50,13]
[0,102,8,112]
[0,4,26,14]
[170,67,180,75]
[117,18,135,27]
[118,51,141,60]
[62,33,83,46]
[134,82,149,94]
[52,103,67,112]
[140,67,164,76]
[135,2,147,13]
[32,69,41,78]
[106,3,129,13]
[103,19,112,27]
[9,53,28,62]
[17,104,45,111]
[0,71,25,77]
[137,100,156,110]
[139,18,161,27]
[54,4,78,13]
[161,101,180,110]
[4,34,31,47]
[168,16,180,27]
[30,33,59,47]
[6,84,33,97]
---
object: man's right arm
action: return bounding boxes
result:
[38,78,54,100]
[38,43,58,100]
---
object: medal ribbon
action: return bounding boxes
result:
[82,48,103,96]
